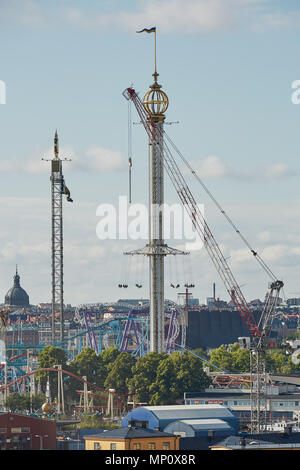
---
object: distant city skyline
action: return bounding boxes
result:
[1,0,300,305]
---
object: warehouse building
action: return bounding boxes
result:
[164,418,235,437]
[184,382,300,425]
[0,412,56,450]
[122,405,238,434]
[122,405,239,450]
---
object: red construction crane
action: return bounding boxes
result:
[123,85,284,432]
[123,86,277,339]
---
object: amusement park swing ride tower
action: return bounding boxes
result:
[123,29,188,353]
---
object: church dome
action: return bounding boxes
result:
[5,267,30,308]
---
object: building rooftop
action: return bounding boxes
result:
[0,411,55,423]
[185,391,300,400]
[179,419,233,429]
[142,404,235,418]
[5,267,29,308]
[211,433,300,450]
[84,426,174,440]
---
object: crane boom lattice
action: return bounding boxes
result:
[123,86,261,339]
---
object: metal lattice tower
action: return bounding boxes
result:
[43,131,72,344]
[51,145,63,344]
[250,348,268,433]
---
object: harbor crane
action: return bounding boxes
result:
[123,84,284,433]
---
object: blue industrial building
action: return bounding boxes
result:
[164,418,235,437]
[122,404,239,435]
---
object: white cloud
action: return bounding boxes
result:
[74,146,125,172]
[230,248,253,263]
[0,0,45,27]
[258,231,271,243]
[194,155,230,178]
[2,0,300,35]
[252,10,300,32]
[117,0,241,34]
[66,0,280,35]
[263,163,294,180]
[60,0,300,36]
[0,145,126,175]
[0,195,299,305]
[189,156,295,181]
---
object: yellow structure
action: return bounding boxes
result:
[41,402,52,414]
[84,426,180,451]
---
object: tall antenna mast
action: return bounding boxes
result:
[43,131,73,344]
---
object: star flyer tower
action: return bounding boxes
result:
[124,28,188,353]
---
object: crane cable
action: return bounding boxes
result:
[128,99,133,204]
[163,131,278,283]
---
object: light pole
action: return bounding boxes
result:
[1,361,7,409]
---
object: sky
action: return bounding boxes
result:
[0,0,300,306]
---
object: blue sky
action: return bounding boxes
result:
[1,0,300,305]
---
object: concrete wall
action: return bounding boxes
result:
[186,309,261,349]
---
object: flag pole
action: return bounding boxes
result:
[154,29,157,75]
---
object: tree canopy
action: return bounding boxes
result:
[36,345,69,395]
[128,352,169,403]
[104,352,136,395]
[68,347,107,397]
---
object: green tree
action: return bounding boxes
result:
[4,392,28,411]
[104,352,136,394]
[267,350,298,374]
[209,345,234,372]
[149,356,178,405]
[128,352,169,403]
[4,392,45,412]
[31,393,46,411]
[170,351,212,394]
[100,347,122,374]
[68,347,107,400]
[231,347,251,373]
[36,346,69,396]
[192,348,209,360]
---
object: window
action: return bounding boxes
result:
[174,432,186,438]
[148,442,156,450]
[11,427,30,433]
[133,443,141,450]
[110,443,116,450]
[131,421,148,428]
[162,442,170,450]
[0,429,7,434]
[94,442,101,450]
